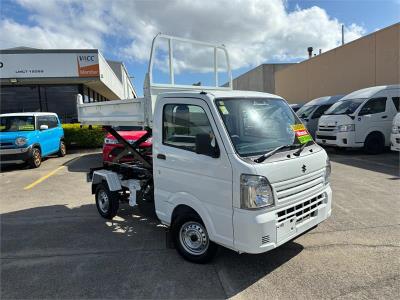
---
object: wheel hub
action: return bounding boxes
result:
[98,190,109,213]
[179,221,209,255]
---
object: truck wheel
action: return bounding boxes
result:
[364,133,384,154]
[95,184,119,219]
[28,147,42,168]
[58,141,66,157]
[172,215,217,263]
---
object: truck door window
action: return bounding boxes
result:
[163,104,214,153]
[48,116,58,128]
[359,97,387,115]
[312,105,331,119]
[392,97,399,112]
[37,116,49,128]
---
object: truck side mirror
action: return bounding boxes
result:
[40,124,49,130]
[195,133,220,158]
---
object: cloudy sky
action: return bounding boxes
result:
[1,0,399,95]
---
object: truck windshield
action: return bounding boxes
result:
[324,98,365,115]
[297,105,316,119]
[0,116,35,132]
[216,98,308,157]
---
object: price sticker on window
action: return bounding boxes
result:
[18,125,34,130]
[291,124,312,144]
[219,105,229,115]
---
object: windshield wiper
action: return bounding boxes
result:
[293,140,313,157]
[254,145,294,163]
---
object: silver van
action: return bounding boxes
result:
[297,95,344,138]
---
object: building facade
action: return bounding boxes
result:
[232,23,400,104]
[0,48,136,122]
[231,63,294,94]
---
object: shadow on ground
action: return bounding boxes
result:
[65,153,103,173]
[1,203,303,299]
[0,155,57,173]
[325,147,400,177]
[0,162,29,173]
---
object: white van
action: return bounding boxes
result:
[316,85,400,154]
[390,113,400,151]
[297,95,343,138]
[78,34,332,263]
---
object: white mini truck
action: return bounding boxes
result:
[77,35,332,263]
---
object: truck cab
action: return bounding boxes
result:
[152,91,332,257]
[0,112,66,168]
[77,34,332,263]
[316,85,400,154]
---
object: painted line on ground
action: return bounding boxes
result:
[23,166,65,190]
[23,156,81,190]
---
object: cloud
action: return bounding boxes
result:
[1,0,366,73]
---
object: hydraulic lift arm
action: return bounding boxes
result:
[103,126,153,170]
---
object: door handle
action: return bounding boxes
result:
[157,153,166,160]
[381,115,388,119]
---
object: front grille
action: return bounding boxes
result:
[316,135,336,140]
[396,138,400,143]
[261,235,270,244]
[277,194,325,226]
[272,169,325,203]
[318,125,336,132]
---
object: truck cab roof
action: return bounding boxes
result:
[160,90,283,101]
[341,84,400,100]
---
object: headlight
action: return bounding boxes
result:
[392,126,400,134]
[104,138,118,145]
[324,157,331,185]
[15,137,27,147]
[338,124,355,132]
[240,174,274,209]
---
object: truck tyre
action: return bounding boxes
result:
[28,147,42,168]
[58,140,66,157]
[95,183,119,219]
[172,215,218,264]
[364,132,384,154]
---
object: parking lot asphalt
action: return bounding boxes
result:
[1,148,399,299]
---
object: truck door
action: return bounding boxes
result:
[48,115,62,152]
[36,116,52,156]
[308,104,331,138]
[356,97,388,143]
[153,97,233,247]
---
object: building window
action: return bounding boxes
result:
[0,86,41,113]
[83,86,89,103]
[41,85,80,123]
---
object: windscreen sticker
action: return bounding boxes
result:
[290,124,306,131]
[18,125,34,130]
[0,125,5,130]
[291,124,312,144]
[219,105,229,115]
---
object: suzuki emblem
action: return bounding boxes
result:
[302,165,307,173]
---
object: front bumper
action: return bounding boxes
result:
[0,147,32,163]
[390,134,400,152]
[232,186,332,254]
[315,131,362,148]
